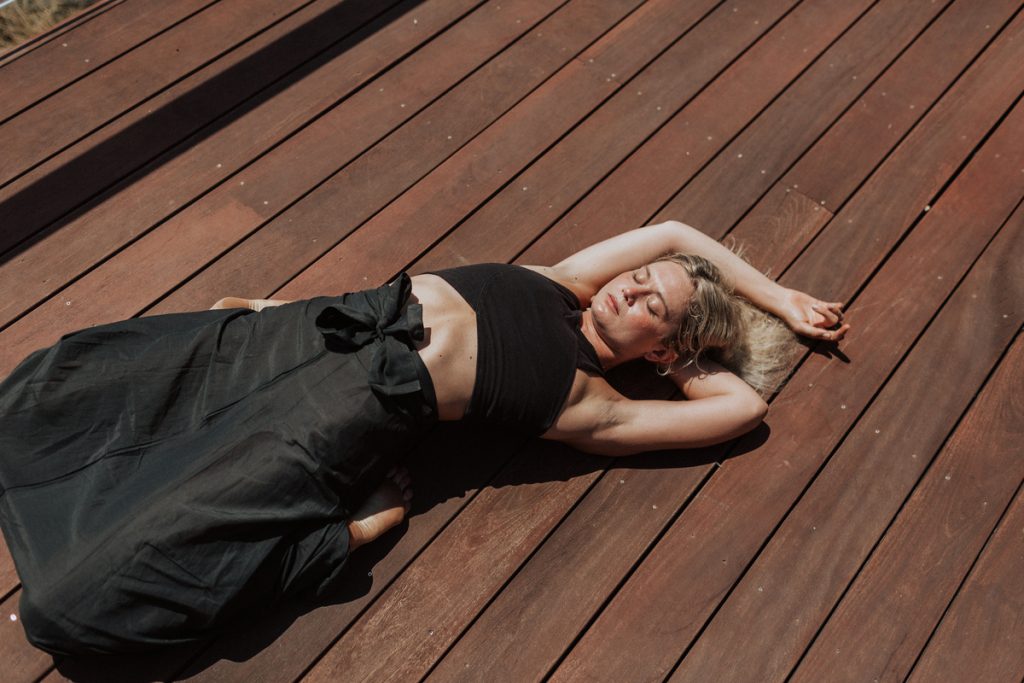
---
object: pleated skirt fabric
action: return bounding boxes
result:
[0,275,435,655]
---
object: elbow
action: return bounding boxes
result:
[743,395,769,430]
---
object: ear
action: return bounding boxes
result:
[643,344,678,365]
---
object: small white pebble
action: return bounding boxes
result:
[737,153,743,158]
[379,87,384,92]
[62,42,67,47]
[66,301,72,306]
[761,169,766,174]
[944,474,951,480]
[428,629,435,635]
[10,613,17,621]
[656,106,662,111]
[263,200,268,205]
[619,479,625,484]
[240,180,245,186]
[400,103,406,108]
[522,186,528,191]
[216,163,222,168]
[412,18,418,24]
[793,183,799,188]
[937,275,943,280]
[84,58,90,63]
[820,200,826,206]
[924,205,931,211]
[757,586,763,592]
[652,504,658,510]
[874,429,880,434]
[840,404,847,409]
[911,453,918,459]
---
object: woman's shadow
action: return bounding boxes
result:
[51,360,774,682]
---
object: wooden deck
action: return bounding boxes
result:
[1,0,1022,680]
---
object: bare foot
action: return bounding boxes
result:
[347,467,413,551]
[210,297,289,311]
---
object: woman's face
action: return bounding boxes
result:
[590,260,694,361]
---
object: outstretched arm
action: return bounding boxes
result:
[548,363,768,456]
[537,221,848,341]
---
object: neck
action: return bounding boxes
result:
[579,309,629,370]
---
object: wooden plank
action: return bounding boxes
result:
[654,0,1018,236]
[0,0,217,124]
[790,334,1024,683]
[0,0,322,188]
[521,0,973,264]
[410,0,851,272]
[0,592,52,683]
[548,82,1024,683]
[0,0,122,65]
[670,198,1024,682]
[146,0,645,315]
[907,484,1024,683]
[0,0,478,330]
[0,0,557,373]
[0,0,410,257]
[275,0,793,300]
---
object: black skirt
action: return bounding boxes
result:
[0,274,436,655]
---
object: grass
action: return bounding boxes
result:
[1,0,98,49]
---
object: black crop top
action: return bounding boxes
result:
[428,263,604,435]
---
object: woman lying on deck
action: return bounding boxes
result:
[0,221,847,655]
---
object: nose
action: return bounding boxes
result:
[622,286,651,305]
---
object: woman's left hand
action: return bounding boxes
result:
[776,288,849,342]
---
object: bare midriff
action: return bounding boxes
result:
[408,274,478,421]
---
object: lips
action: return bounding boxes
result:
[607,292,619,314]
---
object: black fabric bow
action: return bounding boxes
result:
[314,274,425,402]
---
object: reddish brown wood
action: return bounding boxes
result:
[790,335,1024,682]
[0,0,313,187]
[0,0,215,123]
[0,0,479,330]
[0,592,53,683]
[410,0,819,273]
[907,485,1024,683]
[0,0,409,258]
[0,0,559,373]
[275,0,787,299]
[655,0,1014,237]
[300,440,600,683]
[522,0,965,265]
[670,199,1024,683]
[147,0,646,315]
[549,88,1024,683]
[0,0,122,65]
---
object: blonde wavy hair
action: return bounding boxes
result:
[654,253,800,396]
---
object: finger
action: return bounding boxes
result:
[811,304,839,327]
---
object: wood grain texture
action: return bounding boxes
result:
[655,0,959,237]
[0,0,215,123]
[0,0,471,329]
[790,334,1024,683]
[0,0,407,282]
[273,0,722,299]
[147,0,644,315]
[0,592,53,683]
[549,80,1024,683]
[0,0,553,374]
[0,0,311,187]
[907,484,1024,683]
[521,0,952,265]
[410,0,811,272]
[670,195,1024,683]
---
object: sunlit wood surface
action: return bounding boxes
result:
[1,0,1022,680]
